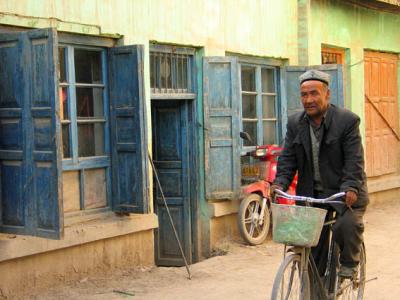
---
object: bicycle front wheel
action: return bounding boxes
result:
[271,253,310,300]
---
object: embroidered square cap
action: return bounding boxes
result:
[299,69,330,86]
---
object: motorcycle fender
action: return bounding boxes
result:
[242,181,270,198]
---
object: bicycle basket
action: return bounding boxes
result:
[271,203,327,247]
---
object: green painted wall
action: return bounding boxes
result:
[308,0,400,133]
[0,0,298,57]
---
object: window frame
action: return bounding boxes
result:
[58,42,112,215]
[237,57,282,155]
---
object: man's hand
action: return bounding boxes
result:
[345,190,358,208]
[270,184,283,197]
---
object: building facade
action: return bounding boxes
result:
[0,0,398,297]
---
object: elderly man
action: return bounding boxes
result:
[272,69,368,278]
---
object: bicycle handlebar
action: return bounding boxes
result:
[274,189,346,205]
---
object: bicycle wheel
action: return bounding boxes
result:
[271,253,310,300]
[238,193,270,245]
[336,243,366,300]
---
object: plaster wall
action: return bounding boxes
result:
[210,214,240,251]
[0,0,298,59]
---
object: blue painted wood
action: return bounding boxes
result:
[152,100,191,266]
[0,28,62,239]
[109,45,148,213]
[283,65,344,130]
[203,57,240,200]
[66,46,79,164]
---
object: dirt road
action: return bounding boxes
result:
[31,200,400,300]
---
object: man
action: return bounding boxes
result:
[272,69,368,278]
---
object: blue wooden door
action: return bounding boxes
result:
[203,57,241,200]
[282,65,344,133]
[152,100,192,266]
[108,45,148,213]
[0,28,62,239]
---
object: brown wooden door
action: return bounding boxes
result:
[364,51,399,177]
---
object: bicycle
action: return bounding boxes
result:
[270,189,366,300]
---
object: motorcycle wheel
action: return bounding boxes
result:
[238,193,270,245]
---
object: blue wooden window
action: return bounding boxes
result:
[59,45,111,212]
[240,63,279,151]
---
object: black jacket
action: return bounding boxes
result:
[274,104,369,209]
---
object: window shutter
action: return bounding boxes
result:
[283,65,344,133]
[0,28,63,239]
[203,57,241,200]
[109,45,148,213]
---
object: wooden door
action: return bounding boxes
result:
[364,51,399,177]
[152,100,192,266]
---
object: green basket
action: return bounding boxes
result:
[271,204,327,247]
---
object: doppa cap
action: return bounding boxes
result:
[299,69,330,86]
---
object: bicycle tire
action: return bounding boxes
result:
[335,242,366,300]
[271,253,310,300]
[238,193,270,245]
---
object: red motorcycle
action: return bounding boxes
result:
[238,132,297,245]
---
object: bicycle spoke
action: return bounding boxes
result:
[244,217,252,223]
[249,223,255,236]
[246,203,254,215]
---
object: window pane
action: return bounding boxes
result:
[59,47,67,83]
[262,95,276,119]
[241,66,256,92]
[84,168,107,209]
[263,121,276,145]
[242,94,257,118]
[62,124,71,158]
[262,68,275,93]
[59,87,69,120]
[76,88,104,118]
[78,123,105,157]
[74,49,102,83]
[243,121,257,146]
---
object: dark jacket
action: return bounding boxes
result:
[274,104,369,209]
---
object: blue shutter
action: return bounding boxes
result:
[283,65,344,133]
[109,45,148,213]
[203,57,240,200]
[0,28,62,239]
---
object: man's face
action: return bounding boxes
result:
[300,80,330,119]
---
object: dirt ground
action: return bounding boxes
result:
[26,200,400,300]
